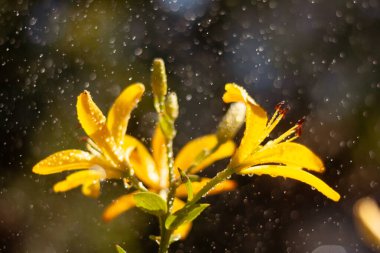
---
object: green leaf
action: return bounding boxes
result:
[134,192,167,216]
[115,245,127,253]
[165,203,209,230]
[178,168,193,201]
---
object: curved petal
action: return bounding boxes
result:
[174,135,217,172]
[193,140,236,174]
[32,149,95,175]
[172,198,192,240]
[107,83,145,146]
[77,91,123,163]
[174,135,235,175]
[82,181,101,198]
[123,135,160,189]
[242,142,324,173]
[238,165,340,201]
[102,193,136,222]
[222,83,268,164]
[223,83,256,104]
[176,178,237,198]
[53,169,106,193]
[152,126,169,188]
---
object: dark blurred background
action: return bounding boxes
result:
[1,0,380,252]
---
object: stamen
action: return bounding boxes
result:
[296,117,305,137]
[270,124,297,145]
[84,137,103,157]
[79,136,89,142]
[86,143,102,157]
[261,101,290,143]
[275,101,290,117]
[266,109,280,128]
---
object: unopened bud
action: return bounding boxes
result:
[151,58,167,99]
[216,102,246,143]
[165,92,179,120]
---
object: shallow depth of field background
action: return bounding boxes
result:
[1,1,380,252]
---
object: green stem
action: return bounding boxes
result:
[125,173,148,192]
[166,140,176,212]
[158,129,176,253]
[185,165,235,207]
[158,216,172,253]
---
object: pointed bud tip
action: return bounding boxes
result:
[216,102,246,143]
[151,59,167,99]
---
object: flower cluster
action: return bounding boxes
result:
[33,59,340,252]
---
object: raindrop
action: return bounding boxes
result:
[134,48,143,56]
[89,73,97,81]
[29,17,37,26]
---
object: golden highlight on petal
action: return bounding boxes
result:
[193,140,236,174]
[239,165,340,201]
[77,90,107,136]
[32,149,95,175]
[243,142,325,173]
[174,135,235,175]
[53,169,105,193]
[103,193,136,222]
[152,126,169,188]
[107,83,145,146]
[174,135,217,172]
[222,83,268,163]
[235,104,267,162]
[223,83,251,104]
[123,135,160,188]
[77,91,122,163]
[176,178,237,197]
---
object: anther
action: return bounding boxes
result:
[80,136,89,142]
[296,117,305,136]
[275,101,290,116]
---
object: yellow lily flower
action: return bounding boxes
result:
[222,83,340,202]
[103,126,237,239]
[32,83,147,197]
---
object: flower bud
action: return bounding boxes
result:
[165,92,179,120]
[151,58,167,99]
[216,102,246,143]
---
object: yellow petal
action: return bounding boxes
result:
[176,178,237,198]
[242,142,324,173]
[194,140,236,174]
[82,181,101,198]
[174,135,235,175]
[172,198,192,239]
[123,135,160,189]
[152,126,169,188]
[77,91,123,163]
[103,193,136,222]
[354,197,380,247]
[238,165,340,201]
[222,83,255,104]
[107,83,145,146]
[32,149,95,175]
[222,83,268,164]
[53,169,105,193]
